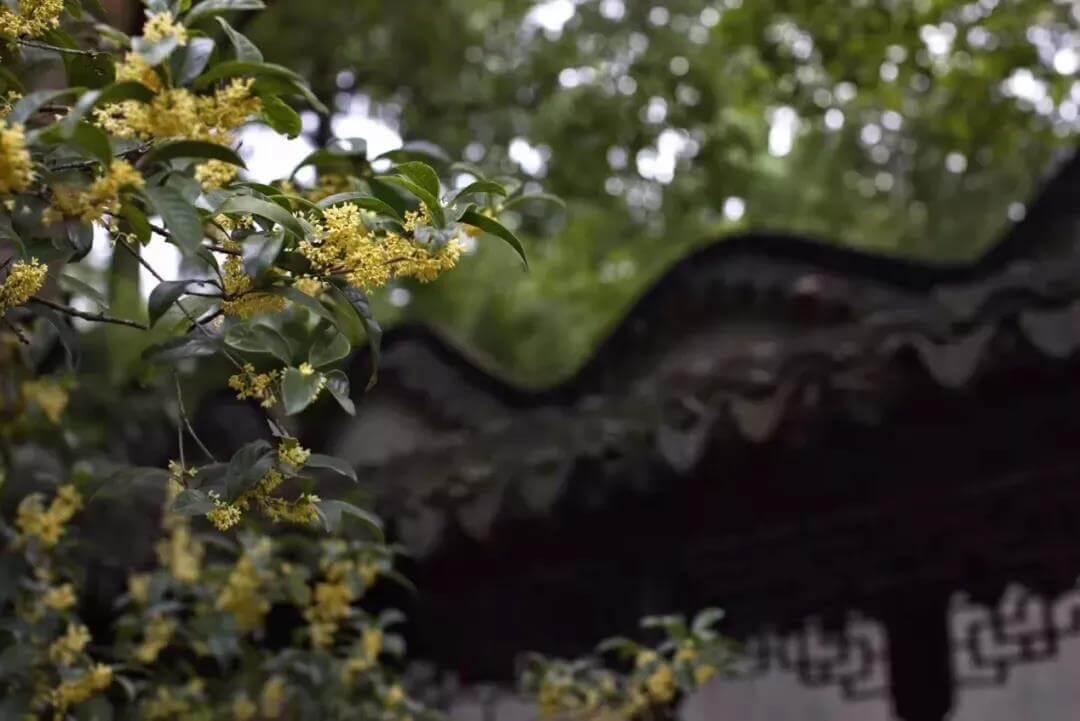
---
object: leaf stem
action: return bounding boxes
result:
[28,296,148,330]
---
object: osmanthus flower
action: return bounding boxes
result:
[48,623,92,666]
[41,583,77,611]
[132,615,176,664]
[0,0,64,38]
[221,255,286,319]
[15,484,82,548]
[214,538,275,632]
[155,520,204,584]
[48,663,113,715]
[141,11,187,45]
[0,257,47,313]
[0,123,33,194]
[21,379,69,423]
[227,364,280,408]
[48,159,145,224]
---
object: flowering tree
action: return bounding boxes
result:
[0,1,738,719]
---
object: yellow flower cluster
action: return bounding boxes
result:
[50,160,145,224]
[15,485,81,547]
[155,521,204,583]
[293,276,326,297]
[278,438,310,468]
[48,623,91,666]
[96,79,261,144]
[261,492,320,525]
[195,159,238,191]
[134,616,176,664]
[127,573,151,605]
[0,257,47,312]
[232,694,258,721]
[207,499,242,531]
[221,256,286,319]
[305,578,352,647]
[215,539,274,632]
[42,583,77,611]
[0,0,64,38]
[142,11,187,45]
[342,627,384,679]
[227,364,280,408]
[300,205,462,291]
[115,52,163,93]
[21,379,68,423]
[0,91,21,120]
[0,123,34,194]
[261,676,287,717]
[50,664,113,714]
[141,681,206,721]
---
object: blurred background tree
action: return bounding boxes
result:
[249,0,1075,383]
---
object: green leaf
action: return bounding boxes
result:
[242,228,283,281]
[61,82,155,136]
[224,439,275,498]
[145,186,204,252]
[59,273,107,308]
[224,322,293,364]
[177,37,216,85]
[147,280,191,326]
[324,370,354,415]
[217,195,305,239]
[42,121,112,165]
[276,286,339,327]
[309,326,350,368]
[281,367,324,415]
[315,192,402,219]
[459,208,529,270]
[261,95,302,138]
[143,335,219,362]
[337,286,381,390]
[305,453,357,482]
[139,140,246,169]
[376,140,451,164]
[193,60,301,90]
[186,0,265,25]
[132,35,182,66]
[393,161,441,199]
[315,499,383,538]
[452,180,508,202]
[289,142,367,178]
[214,16,263,62]
[379,175,446,227]
[172,489,216,516]
[10,88,78,125]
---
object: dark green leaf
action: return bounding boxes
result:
[216,195,306,239]
[305,453,357,481]
[172,489,216,516]
[261,95,301,138]
[324,369,354,415]
[393,161,441,199]
[452,180,508,202]
[147,280,191,327]
[314,193,401,219]
[501,192,566,211]
[379,175,446,227]
[375,140,451,164]
[308,326,350,368]
[58,273,107,308]
[224,322,293,364]
[177,37,216,85]
[315,499,383,538]
[139,140,246,169]
[338,285,381,390]
[459,208,529,270]
[224,439,275,498]
[214,16,263,62]
[276,286,339,327]
[10,89,78,125]
[143,335,219,362]
[132,35,181,66]
[186,0,265,25]
[281,367,324,415]
[193,60,301,89]
[145,186,204,252]
[242,228,283,281]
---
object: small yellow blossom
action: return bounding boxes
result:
[133,616,175,664]
[155,521,204,583]
[21,379,68,423]
[305,578,352,647]
[215,541,274,632]
[15,484,81,547]
[127,573,151,604]
[232,693,257,721]
[694,664,717,685]
[114,52,162,92]
[195,159,238,191]
[0,0,64,38]
[51,160,145,224]
[0,123,33,195]
[96,80,260,143]
[260,676,287,717]
[0,258,47,312]
[50,664,112,712]
[293,276,325,297]
[228,364,280,408]
[207,502,243,531]
[644,664,676,703]
[385,684,406,707]
[297,362,315,376]
[142,11,187,46]
[42,583,77,611]
[278,438,310,468]
[49,623,91,666]
[358,561,380,588]
[221,256,285,319]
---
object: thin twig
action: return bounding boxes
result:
[113,233,222,293]
[204,243,243,256]
[1,317,30,345]
[176,374,217,462]
[48,142,155,173]
[15,38,105,57]
[29,296,148,330]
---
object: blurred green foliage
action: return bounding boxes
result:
[251,0,1077,384]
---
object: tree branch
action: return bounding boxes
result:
[29,296,148,330]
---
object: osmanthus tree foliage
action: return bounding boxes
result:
[0,0,601,719]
